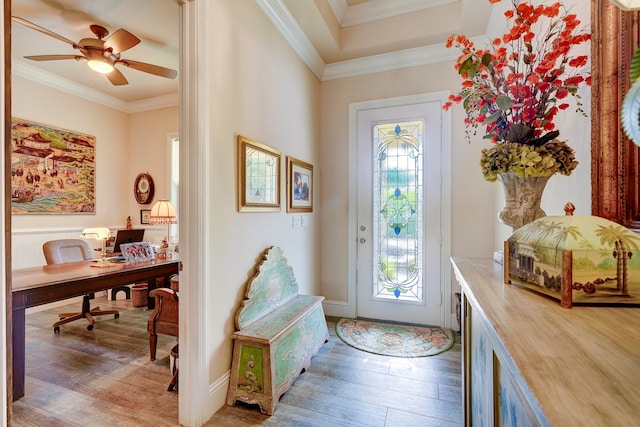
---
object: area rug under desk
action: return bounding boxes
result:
[335,318,454,357]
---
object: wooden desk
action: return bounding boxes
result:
[452,257,640,426]
[11,258,180,401]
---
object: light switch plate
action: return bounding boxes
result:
[301,215,309,227]
[293,216,301,228]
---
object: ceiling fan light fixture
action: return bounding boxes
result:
[611,0,640,10]
[87,59,114,74]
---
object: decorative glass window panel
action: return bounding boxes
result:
[373,121,424,302]
[246,149,278,202]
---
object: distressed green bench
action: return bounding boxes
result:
[226,246,329,415]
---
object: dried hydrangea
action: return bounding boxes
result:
[480,139,578,182]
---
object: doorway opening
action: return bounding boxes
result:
[349,92,452,327]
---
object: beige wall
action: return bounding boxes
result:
[11,76,130,268]
[12,76,130,231]
[11,75,178,268]
[128,106,179,226]
[205,0,321,384]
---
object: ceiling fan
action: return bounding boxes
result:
[12,16,177,86]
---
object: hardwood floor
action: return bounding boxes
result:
[12,297,462,427]
[12,296,178,427]
[209,317,462,427]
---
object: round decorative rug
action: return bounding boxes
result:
[335,318,454,357]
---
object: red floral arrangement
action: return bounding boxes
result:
[443,0,591,146]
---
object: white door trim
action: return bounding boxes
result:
[179,0,213,425]
[1,0,8,419]
[348,92,452,327]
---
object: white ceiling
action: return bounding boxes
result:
[10,0,496,110]
[11,0,180,109]
[310,0,491,62]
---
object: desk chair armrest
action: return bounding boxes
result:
[147,288,179,334]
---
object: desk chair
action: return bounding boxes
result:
[147,275,179,361]
[43,239,120,332]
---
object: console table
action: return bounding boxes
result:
[451,257,640,426]
[11,258,180,400]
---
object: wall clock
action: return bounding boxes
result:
[134,172,155,204]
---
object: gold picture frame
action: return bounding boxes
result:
[140,209,151,224]
[287,156,313,213]
[237,135,281,212]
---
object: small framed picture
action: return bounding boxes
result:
[237,135,281,212]
[120,241,155,261]
[140,209,151,224]
[287,156,313,213]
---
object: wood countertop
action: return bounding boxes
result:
[451,257,640,426]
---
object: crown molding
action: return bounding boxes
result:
[327,0,348,24]
[126,93,180,113]
[258,0,493,81]
[12,60,178,113]
[255,0,326,80]
[322,34,489,80]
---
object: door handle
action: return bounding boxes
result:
[359,238,366,244]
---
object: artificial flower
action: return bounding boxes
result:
[443,0,590,181]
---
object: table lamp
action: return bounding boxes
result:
[81,227,112,268]
[611,0,640,10]
[149,199,178,256]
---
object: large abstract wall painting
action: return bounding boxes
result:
[11,118,96,214]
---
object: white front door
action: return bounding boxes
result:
[353,95,449,326]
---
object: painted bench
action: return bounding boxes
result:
[226,246,329,415]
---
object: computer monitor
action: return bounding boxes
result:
[111,229,145,254]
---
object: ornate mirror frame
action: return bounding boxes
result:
[591,0,640,229]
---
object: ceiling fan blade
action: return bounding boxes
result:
[24,55,83,61]
[12,16,77,47]
[104,29,140,54]
[106,68,128,86]
[117,59,177,79]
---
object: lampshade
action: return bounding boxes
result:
[81,227,111,240]
[149,199,178,224]
[81,227,112,267]
[611,0,640,11]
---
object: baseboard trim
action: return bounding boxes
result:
[451,313,460,332]
[322,300,349,318]
[206,370,231,421]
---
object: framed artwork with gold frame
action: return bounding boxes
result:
[237,135,281,212]
[286,156,313,213]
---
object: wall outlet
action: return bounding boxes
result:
[293,216,301,228]
[301,215,309,227]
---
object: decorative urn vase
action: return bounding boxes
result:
[497,171,551,232]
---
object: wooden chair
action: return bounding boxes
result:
[147,275,179,361]
[43,239,120,332]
